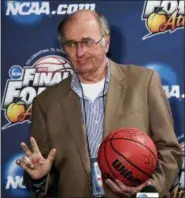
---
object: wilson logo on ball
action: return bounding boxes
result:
[112,158,142,185]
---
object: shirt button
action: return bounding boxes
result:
[95,120,98,124]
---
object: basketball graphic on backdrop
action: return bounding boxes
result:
[2,55,74,130]
[33,55,72,73]
[98,128,158,186]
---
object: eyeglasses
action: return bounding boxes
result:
[62,35,104,50]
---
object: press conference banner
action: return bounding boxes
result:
[1,1,184,197]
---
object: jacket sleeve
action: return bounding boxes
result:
[148,70,182,196]
[23,97,55,197]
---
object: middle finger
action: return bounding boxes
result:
[20,142,32,157]
[115,179,146,195]
[115,179,138,195]
[30,137,41,154]
[106,179,122,194]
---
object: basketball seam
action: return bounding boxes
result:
[111,137,157,159]
[104,141,117,180]
[110,139,151,178]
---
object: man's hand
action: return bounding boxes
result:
[106,179,149,196]
[16,137,56,180]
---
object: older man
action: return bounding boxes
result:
[16,10,182,198]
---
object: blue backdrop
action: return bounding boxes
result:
[1,1,184,197]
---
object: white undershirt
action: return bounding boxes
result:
[81,78,105,103]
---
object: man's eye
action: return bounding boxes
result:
[67,42,76,47]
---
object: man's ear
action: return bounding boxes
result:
[104,35,110,53]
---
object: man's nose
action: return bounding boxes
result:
[76,44,87,57]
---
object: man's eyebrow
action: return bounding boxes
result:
[64,37,93,43]
[63,39,74,43]
[81,37,93,40]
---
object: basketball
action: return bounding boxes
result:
[97,128,158,186]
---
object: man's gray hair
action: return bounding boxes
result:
[96,13,110,37]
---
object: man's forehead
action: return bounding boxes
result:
[67,14,98,28]
[63,18,101,40]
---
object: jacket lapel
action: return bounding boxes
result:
[104,60,126,138]
[62,90,91,179]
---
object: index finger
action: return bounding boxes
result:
[30,137,41,154]
[106,179,122,194]
[20,142,32,157]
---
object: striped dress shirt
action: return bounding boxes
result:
[71,63,110,158]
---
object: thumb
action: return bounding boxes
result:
[47,148,56,165]
[146,180,152,186]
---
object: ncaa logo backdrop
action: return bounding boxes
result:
[1,0,184,197]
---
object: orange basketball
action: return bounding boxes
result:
[98,128,158,186]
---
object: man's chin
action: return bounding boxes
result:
[75,65,92,74]
[77,69,91,75]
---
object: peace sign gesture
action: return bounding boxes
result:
[16,137,56,180]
